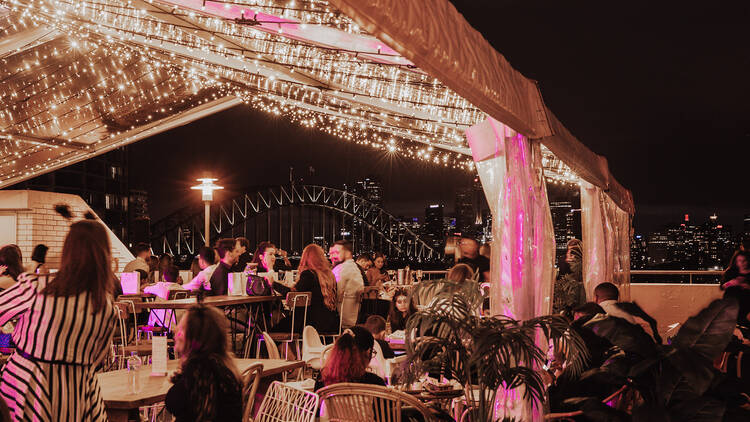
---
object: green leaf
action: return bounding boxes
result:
[584,314,657,358]
[671,298,739,362]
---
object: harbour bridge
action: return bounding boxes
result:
[149,185,438,261]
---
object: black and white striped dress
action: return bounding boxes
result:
[0,273,115,421]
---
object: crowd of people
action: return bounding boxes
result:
[7,213,747,421]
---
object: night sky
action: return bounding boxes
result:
[130,0,749,234]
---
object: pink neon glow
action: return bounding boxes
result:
[160,1,411,66]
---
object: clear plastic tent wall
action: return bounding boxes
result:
[466,118,555,321]
[581,182,632,301]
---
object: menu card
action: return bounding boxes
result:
[151,336,168,376]
[120,272,140,295]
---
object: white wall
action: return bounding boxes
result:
[0,190,133,272]
[630,283,724,338]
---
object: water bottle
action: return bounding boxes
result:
[127,352,142,394]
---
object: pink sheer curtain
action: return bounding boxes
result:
[466,118,554,421]
[581,181,632,300]
[466,117,555,320]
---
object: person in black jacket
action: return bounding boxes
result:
[272,244,339,334]
[167,305,242,422]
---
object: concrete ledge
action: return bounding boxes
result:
[630,283,723,338]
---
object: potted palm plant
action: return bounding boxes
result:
[401,279,588,421]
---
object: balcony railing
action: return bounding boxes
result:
[410,270,725,284]
[630,270,723,284]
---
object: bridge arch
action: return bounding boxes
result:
[150,185,437,261]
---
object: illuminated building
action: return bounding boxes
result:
[424,204,445,250]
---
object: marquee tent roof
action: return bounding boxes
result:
[0,0,633,214]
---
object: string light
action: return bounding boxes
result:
[0,0,582,187]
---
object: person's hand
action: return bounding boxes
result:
[0,265,6,276]
[278,249,288,258]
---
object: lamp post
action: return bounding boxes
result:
[191,178,223,247]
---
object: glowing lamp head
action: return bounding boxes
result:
[191,178,223,201]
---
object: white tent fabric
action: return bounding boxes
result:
[581,181,633,301]
[466,118,555,321]
[329,0,634,216]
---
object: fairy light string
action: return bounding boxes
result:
[0,0,580,187]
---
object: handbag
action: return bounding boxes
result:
[246,274,271,296]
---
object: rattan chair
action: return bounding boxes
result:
[317,383,434,422]
[242,362,264,422]
[255,380,319,422]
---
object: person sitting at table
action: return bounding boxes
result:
[190,256,201,278]
[272,244,339,334]
[144,265,185,329]
[332,240,365,329]
[166,305,242,422]
[208,239,239,296]
[366,253,389,288]
[315,326,385,390]
[329,245,341,268]
[446,263,475,283]
[157,253,174,282]
[364,315,395,359]
[146,255,159,283]
[28,243,48,274]
[356,254,372,285]
[388,288,417,332]
[0,244,24,290]
[251,241,292,273]
[457,237,490,282]
[183,246,217,292]
[144,265,185,299]
[123,242,151,275]
[0,220,116,421]
[230,237,252,273]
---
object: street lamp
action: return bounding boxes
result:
[191,178,223,246]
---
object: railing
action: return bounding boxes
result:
[630,270,724,284]
[399,270,725,284]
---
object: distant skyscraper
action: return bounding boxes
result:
[643,214,735,270]
[631,235,648,269]
[454,188,475,237]
[128,189,150,244]
[549,201,582,257]
[355,176,383,206]
[424,204,445,250]
[11,147,131,242]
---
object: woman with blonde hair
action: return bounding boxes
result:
[446,263,475,283]
[272,244,339,333]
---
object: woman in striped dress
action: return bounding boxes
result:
[0,220,117,421]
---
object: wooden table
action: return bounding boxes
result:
[99,358,304,422]
[133,295,281,357]
[131,295,279,311]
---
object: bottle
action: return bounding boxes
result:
[127,352,142,394]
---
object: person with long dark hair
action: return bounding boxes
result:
[0,245,24,290]
[272,244,339,333]
[0,220,116,421]
[315,326,385,390]
[366,253,389,288]
[722,250,750,290]
[388,288,417,332]
[29,244,48,274]
[250,241,291,272]
[166,305,242,422]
